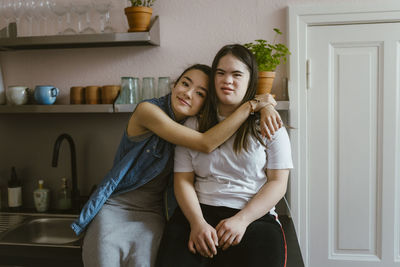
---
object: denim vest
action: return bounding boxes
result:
[71,94,178,235]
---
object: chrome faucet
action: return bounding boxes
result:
[52,133,80,211]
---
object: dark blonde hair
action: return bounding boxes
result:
[198,44,265,153]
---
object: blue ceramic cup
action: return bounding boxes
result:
[34,85,59,105]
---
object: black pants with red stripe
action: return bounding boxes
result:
[156,204,286,267]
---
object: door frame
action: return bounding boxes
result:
[287,2,400,266]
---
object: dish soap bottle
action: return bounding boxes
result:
[8,166,22,211]
[57,177,72,211]
[33,180,50,212]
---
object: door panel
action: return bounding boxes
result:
[307,23,399,267]
[335,47,379,255]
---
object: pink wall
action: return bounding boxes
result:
[0,0,378,101]
[0,0,377,209]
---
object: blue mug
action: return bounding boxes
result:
[34,85,59,105]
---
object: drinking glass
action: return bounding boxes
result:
[38,0,51,35]
[50,0,67,34]
[142,77,155,100]
[157,77,170,98]
[23,0,37,36]
[62,3,77,35]
[115,77,138,104]
[73,1,95,34]
[12,0,24,36]
[1,0,14,37]
[103,9,113,33]
[92,0,114,33]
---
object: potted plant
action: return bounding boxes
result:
[124,0,155,32]
[244,28,290,94]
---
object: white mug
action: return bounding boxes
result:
[7,86,29,105]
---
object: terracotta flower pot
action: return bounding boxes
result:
[124,6,153,32]
[257,71,276,94]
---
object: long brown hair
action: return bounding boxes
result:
[198,44,265,153]
[173,64,211,87]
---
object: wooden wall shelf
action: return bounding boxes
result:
[0,101,289,114]
[0,17,160,51]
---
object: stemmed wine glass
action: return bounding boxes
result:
[12,0,24,36]
[23,0,37,36]
[72,0,95,34]
[0,0,14,37]
[38,0,51,35]
[103,10,114,33]
[62,2,77,35]
[92,0,114,33]
[50,0,67,34]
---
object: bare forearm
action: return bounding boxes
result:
[200,101,253,152]
[203,95,281,151]
[234,178,288,225]
[135,101,251,153]
[174,178,205,226]
[136,95,277,153]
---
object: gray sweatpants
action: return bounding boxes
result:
[82,175,167,267]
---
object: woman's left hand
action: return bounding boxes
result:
[215,216,249,251]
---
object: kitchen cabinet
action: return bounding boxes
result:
[0,244,83,267]
[0,16,160,50]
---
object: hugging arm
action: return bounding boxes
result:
[129,94,278,153]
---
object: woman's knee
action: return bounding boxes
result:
[223,218,285,266]
[156,208,209,267]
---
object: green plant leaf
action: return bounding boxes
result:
[130,0,155,7]
[244,28,290,71]
[273,28,282,35]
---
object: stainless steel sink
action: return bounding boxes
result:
[0,213,82,248]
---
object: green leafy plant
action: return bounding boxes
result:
[244,28,291,72]
[129,0,155,7]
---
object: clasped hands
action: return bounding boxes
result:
[188,216,249,258]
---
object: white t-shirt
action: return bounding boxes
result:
[174,116,293,211]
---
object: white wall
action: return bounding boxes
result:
[0,0,378,209]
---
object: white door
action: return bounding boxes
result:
[307,23,400,267]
